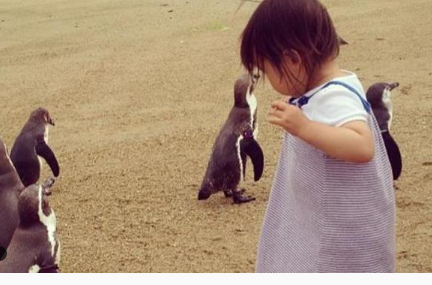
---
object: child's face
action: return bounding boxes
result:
[263,58,307,97]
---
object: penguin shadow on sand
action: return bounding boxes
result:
[198,74,264,204]
[366,82,403,184]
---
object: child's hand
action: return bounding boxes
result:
[268,101,310,136]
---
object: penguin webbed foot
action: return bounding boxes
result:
[224,188,246,198]
[232,189,255,204]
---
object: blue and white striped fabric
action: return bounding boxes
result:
[256,81,396,273]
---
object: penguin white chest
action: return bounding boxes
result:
[38,157,43,170]
[5,146,15,168]
[55,241,61,265]
[44,127,49,144]
[37,186,57,257]
[246,91,258,128]
[236,135,244,182]
[383,89,393,130]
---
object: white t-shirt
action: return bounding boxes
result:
[292,71,368,127]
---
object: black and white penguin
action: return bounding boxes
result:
[366,82,402,180]
[0,179,60,273]
[0,138,24,249]
[198,74,264,204]
[10,107,60,187]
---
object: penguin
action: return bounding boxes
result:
[0,179,60,273]
[0,138,24,249]
[198,74,264,204]
[366,82,402,180]
[10,107,60,187]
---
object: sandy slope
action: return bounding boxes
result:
[0,0,431,272]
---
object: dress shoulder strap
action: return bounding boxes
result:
[289,81,371,113]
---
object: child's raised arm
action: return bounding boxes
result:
[268,101,374,163]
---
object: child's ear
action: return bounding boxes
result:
[283,49,301,65]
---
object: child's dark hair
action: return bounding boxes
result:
[241,0,340,88]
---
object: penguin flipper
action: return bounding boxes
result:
[240,151,247,180]
[35,141,60,177]
[382,132,402,180]
[240,139,264,181]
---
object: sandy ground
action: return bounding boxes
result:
[0,0,431,273]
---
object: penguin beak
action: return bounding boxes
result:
[250,73,260,93]
[48,118,55,126]
[43,177,56,188]
[252,73,260,84]
[42,177,55,196]
[389,82,399,91]
[44,187,52,196]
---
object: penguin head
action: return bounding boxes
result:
[234,74,259,108]
[366,82,399,108]
[30,107,55,126]
[18,184,53,227]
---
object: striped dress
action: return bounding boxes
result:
[256,76,396,273]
